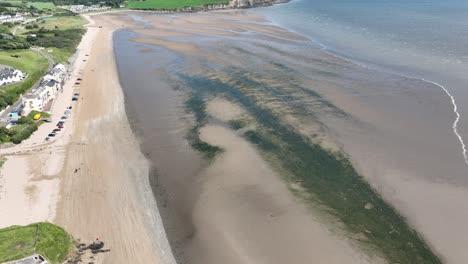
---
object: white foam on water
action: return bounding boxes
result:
[422,79,468,165]
[315,41,468,166]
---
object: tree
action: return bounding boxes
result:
[16,117,28,124]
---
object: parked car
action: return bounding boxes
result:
[67,106,73,109]
[74,93,80,96]
[61,116,68,120]
[48,133,56,137]
[57,121,64,126]
[72,97,79,101]
[53,128,61,132]
[43,119,51,123]
[58,125,64,129]
[45,137,49,141]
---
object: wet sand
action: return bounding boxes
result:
[115,11,381,264]
[114,11,468,264]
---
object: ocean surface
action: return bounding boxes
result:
[257,0,468,164]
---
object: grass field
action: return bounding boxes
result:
[40,15,87,30]
[0,49,49,94]
[0,1,60,10]
[43,47,73,64]
[126,0,229,9]
[0,49,47,74]
[28,1,59,11]
[0,222,74,263]
[0,50,48,110]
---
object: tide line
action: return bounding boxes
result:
[422,79,468,165]
[304,35,468,166]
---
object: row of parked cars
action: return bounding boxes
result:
[44,90,80,141]
[45,105,73,141]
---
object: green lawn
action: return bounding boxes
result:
[0,0,22,7]
[0,50,48,110]
[0,0,62,11]
[0,222,74,264]
[40,15,87,30]
[126,0,229,9]
[0,49,48,92]
[0,49,46,74]
[0,225,36,262]
[28,1,59,11]
[43,47,73,64]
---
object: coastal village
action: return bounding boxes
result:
[0,67,24,86]
[20,64,66,116]
[61,4,111,14]
[0,63,68,127]
[0,14,25,24]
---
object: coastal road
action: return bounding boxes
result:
[0,48,54,125]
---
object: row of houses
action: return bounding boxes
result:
[0,67,25,86]
[21,64,66,116]
[62,5,111,14]
[0,14,25,24]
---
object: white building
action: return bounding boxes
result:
[43,64,66,83]
[0,67,25,86]
[62,5,111,14]
[0,14,24,24]
[22,85,50,114]
[20,64,66,115]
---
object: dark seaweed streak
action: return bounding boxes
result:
[181,74,441,264]
[185,93,223,159]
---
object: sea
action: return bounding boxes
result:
[256,0,468,164]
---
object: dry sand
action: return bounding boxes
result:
[54,13,174,264]
[0,15,94,229]
[0,12,174,264]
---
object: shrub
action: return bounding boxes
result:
[11,123,38,144]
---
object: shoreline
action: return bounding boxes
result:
[125,0,290,13]
[54,12,175,263]
[0,11,175,263]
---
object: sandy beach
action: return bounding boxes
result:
[0,13,174,264]
[53,14,175,264]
